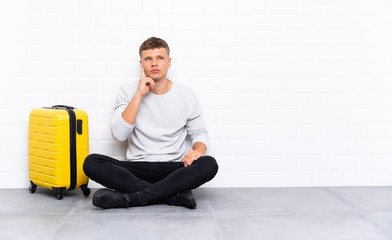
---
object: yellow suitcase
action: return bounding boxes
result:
[28,105,90,199]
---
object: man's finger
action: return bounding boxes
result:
[183,156,191,167]
[191,152,200,160]
[189,154,196,161]
[146,78,155,89]
[141,63,146,77]
[183,150,199,167]
[183,159,189,167]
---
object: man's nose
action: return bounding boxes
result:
[151,59,158,66]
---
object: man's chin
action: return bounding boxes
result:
[151,77,164,82]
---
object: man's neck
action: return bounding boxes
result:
[150,78,172,95]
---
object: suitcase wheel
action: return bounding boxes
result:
[55,189,64,200]
[81,184,91,197]
[29,182,37,193]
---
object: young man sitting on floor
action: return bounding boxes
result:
[83,37,218,209]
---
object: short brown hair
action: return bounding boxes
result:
[139,37,170,58]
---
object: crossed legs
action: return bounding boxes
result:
[83,154,218,208]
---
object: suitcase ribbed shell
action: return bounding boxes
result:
[29,107,89,193]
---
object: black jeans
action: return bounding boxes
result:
[83,154,218,206]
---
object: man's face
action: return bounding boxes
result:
[140,48,171,82]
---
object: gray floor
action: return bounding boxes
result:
[0,187,391,240]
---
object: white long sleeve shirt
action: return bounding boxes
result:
[110,81,209,162]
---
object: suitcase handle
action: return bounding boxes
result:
[52,105,74,109]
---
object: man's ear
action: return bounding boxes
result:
[168,58,172,68]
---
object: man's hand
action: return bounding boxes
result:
[137,64,155,97]
[182,142,206,167]
[182,149,202,167]
[120,64,155,125]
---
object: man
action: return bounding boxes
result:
[83,37,218,209]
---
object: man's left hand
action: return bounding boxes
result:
[182,150,202,167]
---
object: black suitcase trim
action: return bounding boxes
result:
[66,108,77,191]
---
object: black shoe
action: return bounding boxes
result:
[92,188,130,209]
[166,190,197,209]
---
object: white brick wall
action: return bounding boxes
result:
[1,0,392,188]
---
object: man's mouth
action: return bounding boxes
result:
[151,69,160,74]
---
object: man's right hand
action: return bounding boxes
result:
[137,64,155,97]
[121,64,155,125]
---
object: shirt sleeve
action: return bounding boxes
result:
[185,92,209,148]
[110,85,135,142]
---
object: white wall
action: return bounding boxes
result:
[1,0,392,188]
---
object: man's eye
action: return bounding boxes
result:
[145,57,151,60]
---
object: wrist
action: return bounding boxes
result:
[134,91,144,99]
[192,142,207,156]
